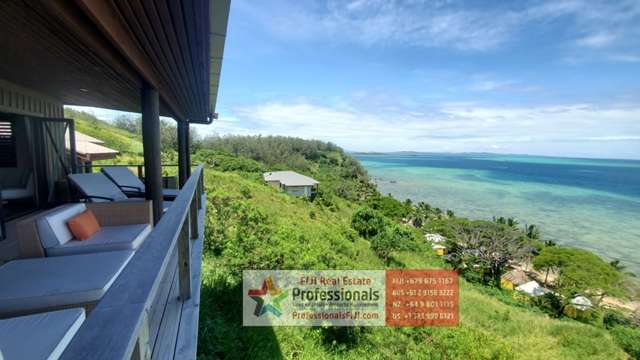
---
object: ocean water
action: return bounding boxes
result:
[354,153,640,274]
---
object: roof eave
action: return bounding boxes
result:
[205,0,230,124]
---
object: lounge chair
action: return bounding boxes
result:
[68,173,172,211]
[0,251,133,317]
[101,166,179,200]
[0,308,85,360]
[34,203,151,257]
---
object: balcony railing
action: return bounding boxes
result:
[61,164,206,359]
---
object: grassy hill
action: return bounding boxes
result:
[196,146,630,360]
[64,107,144,163]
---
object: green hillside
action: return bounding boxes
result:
[195,139,633,360]
[64,108,144,163]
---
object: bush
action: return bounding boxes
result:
[531,292,564,317]
[370,224,415,265]
[366,194,411,220]
[351,207,386,239]
[609,325,640,359]
[603,309,634,329]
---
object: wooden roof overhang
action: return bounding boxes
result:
[0,0,229,124]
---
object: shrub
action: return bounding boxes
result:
[351,207,386,239]
[239,186,252,199]
[370,224,415,265]
[366,194,411,220]
[609,325,640,359]
[531,292,564,317]
[603,309,634,329]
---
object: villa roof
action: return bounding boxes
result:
[65,130,119,162]
[263,171,319,187]
[516,281,548,297]
[571,296,593,310]
[501,269,529,286]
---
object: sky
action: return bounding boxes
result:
[72,0,640,159]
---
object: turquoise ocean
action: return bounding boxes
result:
[354,153,640,274]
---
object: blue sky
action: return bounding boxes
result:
[72,0,640,159]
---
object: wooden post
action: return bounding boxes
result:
[141,83,163,224]
[177,121,189,188]
[178,216,191,300]
[68,119,78,174]
[185,123,191,178]
[190,196,198,240]
[132,310,151,360]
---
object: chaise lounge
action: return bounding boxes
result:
[68,173,172,212]
[0,250,133,318]
[0,308,85,360]
[101,166,179,200]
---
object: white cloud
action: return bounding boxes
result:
[234,0,640,54]
[215,99,640,159]
[575,32,618,48]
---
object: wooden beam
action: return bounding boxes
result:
[141,83,163,224]
[186,123,192,178]
[68,118,78,173]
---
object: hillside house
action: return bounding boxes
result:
[264,171,319,198]
[501,269,530,290]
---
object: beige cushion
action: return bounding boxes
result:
[0,308,85,360]
[0,251,134,316]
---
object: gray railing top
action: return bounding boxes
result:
[60,164,204,360]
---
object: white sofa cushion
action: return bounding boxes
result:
[46,224,151,257]
[0,251,134,316]
[36,204,87,249]
[0,308,85,360]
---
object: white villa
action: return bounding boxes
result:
[425,233,446,243]
[263,171,319,198]
[516,280,549,297]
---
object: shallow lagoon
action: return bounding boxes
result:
[355,153,640,274]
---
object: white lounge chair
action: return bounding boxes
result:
[0,308,85,360]
[35,203,151,257]
[101,166,179,199]
[68,173,172,211]
[0,250,133,317]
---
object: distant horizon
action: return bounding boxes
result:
[349,150,640,162]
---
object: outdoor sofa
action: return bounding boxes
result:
[36,203,150,256]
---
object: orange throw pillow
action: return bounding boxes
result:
[67,210,100,241]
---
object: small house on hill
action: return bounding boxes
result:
[425,233,446,243]
[501,269,530,290]
[516,280,548,297]
[65,130,119,167]
[263,171,319,198]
